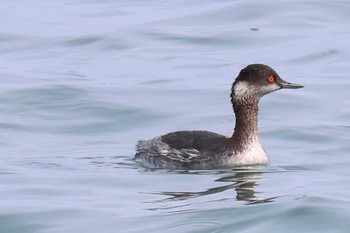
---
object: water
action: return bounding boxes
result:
[1,0,350,232]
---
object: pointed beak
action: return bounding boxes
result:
[278,79,304,89]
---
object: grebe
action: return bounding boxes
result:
[135,64,303,169]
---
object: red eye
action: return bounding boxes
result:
[267,76,275,83]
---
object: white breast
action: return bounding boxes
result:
[226,136,269,166]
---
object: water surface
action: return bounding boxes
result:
[1,1,350,232]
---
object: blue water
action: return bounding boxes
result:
[1,1,350,232]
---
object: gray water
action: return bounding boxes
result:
[1,1,350,232]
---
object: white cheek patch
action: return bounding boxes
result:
[233,81,281,98]
[233,81,254,97]
[259,83,281,96]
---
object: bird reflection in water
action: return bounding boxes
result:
[152,168,279,205]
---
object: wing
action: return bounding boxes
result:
[160,130,227,150]
[135,131,230,169]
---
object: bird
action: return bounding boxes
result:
[134,64,303,169]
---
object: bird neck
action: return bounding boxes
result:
[231,96,260,150]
